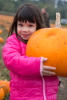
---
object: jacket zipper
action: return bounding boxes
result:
[42,77,46,100]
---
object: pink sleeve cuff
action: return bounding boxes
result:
[40,57,43,77]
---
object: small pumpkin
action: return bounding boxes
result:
[0,80,10,94]
[26,28,67,76]
[0,80,10,100]
[0,30,2,34]
[0,37,4,43]
[0,87,5,100]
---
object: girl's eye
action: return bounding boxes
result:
[29,25,33,27]
[18,24,23,27]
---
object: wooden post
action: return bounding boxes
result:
[55,12,61,27]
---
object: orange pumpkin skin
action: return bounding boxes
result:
[26,28,67,76]
[0,88,5,100]
[0,37,4,43]
[0,30,2,34]
[0,80,10,100]
[0,80,10,94]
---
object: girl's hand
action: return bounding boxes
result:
[40,57,56,76]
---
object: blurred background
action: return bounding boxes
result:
[0,0,67,19]
[0,0,67,100]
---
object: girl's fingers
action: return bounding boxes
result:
[43,70,56,76]
[41,57,48,62]
[43,58,48,61]
[43,65,56,70]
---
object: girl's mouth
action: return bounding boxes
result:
[21,34,30,39]
[22,34,29,37]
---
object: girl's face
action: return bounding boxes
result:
[17,21,36,40]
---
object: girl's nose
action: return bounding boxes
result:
[22,27,29,32]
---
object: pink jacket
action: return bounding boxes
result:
[3,33,59,100]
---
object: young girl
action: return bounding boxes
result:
[3,3,59,100]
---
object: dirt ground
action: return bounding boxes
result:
[57,77,67,100]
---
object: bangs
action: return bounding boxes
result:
[17,6,36,23]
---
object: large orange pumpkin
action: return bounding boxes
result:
[26,28,67,76]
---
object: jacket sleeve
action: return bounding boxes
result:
[2,37,41,77]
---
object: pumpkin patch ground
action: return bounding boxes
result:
[26,28,67,76]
